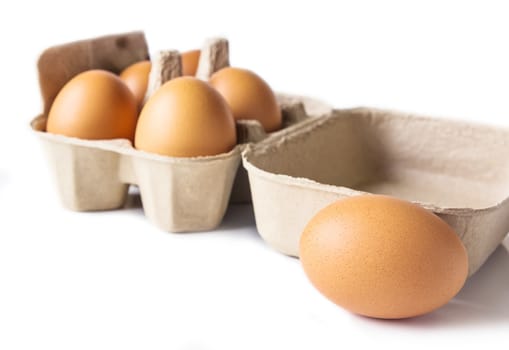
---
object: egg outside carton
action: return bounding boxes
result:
[243,107,509,276]
[32,31,332,232]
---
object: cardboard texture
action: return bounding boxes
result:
[38,32,149,117]
[143,50,182,104]
[230,93,333,202]
[32,32,332,231]
[30,125,241,231]
[243,108,509,276]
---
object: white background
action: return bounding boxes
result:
[1,1,509,349]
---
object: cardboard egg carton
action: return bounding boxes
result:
[243,108,509,276]
[31,31,332,231]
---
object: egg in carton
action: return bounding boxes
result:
[243,108,509,276]
[31,31,332,232]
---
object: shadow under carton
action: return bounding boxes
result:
[243,107,509,276]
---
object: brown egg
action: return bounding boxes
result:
[119,60,151,107]
[135,77,236,157]
[209,67,282,132]
[47,69,138,142]
[181,49,201,76]
[299,195,468,319]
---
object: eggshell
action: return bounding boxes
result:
[119,60,151,107]
[135,77,237,157]
[209,67,282,132]
[47,69,138,142]
[181,49,200,76]
[299,195,468,319]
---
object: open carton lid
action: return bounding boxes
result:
[37,31,149,119]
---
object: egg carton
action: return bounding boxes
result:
[31,31,332,232]
[243,108,509,276]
